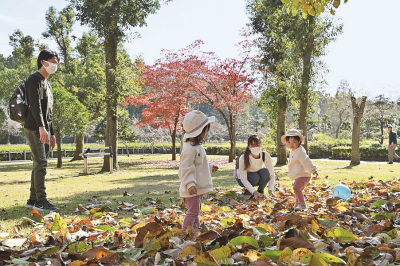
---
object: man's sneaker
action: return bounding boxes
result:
[33,200,59,211]
[25,199,36,208]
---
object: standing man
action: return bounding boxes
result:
[24,49,59,211]
[388,125,400,164]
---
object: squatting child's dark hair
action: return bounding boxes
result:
[244,135,262,170]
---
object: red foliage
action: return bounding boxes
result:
[125,37,261,141]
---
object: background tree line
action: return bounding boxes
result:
[0,0,398,168]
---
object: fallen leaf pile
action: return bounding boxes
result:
[1,179,400,265]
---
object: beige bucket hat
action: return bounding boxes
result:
[281,129,305,144]
[183,110,215,139]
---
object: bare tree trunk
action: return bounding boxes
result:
[298,16,315,152]
[351,96,367,165]
[71,132,84,161]
[228,114,236,163]
[101,32,119,172]
[171,131,176,161]
[56,131,62,168]
[276,87,287,165]
[335,113,343,139]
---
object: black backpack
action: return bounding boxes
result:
[8,81,29,123]
[8,73,41,123]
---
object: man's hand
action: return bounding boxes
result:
[253,191,264,199]
[39,127,49,143]
[50,135,56,150]
[391,144,394,147]
[212,165,219,173]
[188,186,197,195]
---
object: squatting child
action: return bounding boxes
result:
[281,129,318,211]
[235,135,275,199]
[178,110,218,231]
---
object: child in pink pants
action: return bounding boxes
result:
[178,111,218,231]
[281,129,318,211]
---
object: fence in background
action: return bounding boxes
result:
[0,146,181,162]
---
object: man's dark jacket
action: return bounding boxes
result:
[24,72,54,135]
[389,131,397,145]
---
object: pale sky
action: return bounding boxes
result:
[0,0,399,100]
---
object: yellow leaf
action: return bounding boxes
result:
[335,202,348,212]
[51,213,67,235]
[278,247,293,263]
[201,204,211,212]
[396,250,400,261]
[68,261,85,266]
[311,220,322,233]
[242,250,270,262]
[221,218,236,227]
[220,206,231,212]
[130,221,147,232]
[301,0,307,12]
[258,224,276,233]
[318,214,338,220]
[209,246,231,260]
[333,0,340,9]
[194,252,218,265]
[310,254,328,266]
[178,245,199,258]
[292,248,314,262]
[237,214,251,221]
[308,6,315,16]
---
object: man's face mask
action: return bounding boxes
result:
[43,60,58,74]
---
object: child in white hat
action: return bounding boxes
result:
[178,110,218,231]
[281,129,318,211]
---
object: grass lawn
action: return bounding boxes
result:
[1,154,399,231]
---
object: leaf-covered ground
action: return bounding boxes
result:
[1,174,400,265]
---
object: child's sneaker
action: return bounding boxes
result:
[294,202,307,211]
[34,200,59,211]
[25,199,36,208]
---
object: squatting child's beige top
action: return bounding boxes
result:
[238,152,275,194]
[288,146,317,180]
[178,142,213,198]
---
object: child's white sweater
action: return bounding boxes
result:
[288,146,317,180]
[178,142,213,198]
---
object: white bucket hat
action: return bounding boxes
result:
[183,110,215,139]
[281,129,305,144]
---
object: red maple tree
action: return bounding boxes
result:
[127,36,261,162]
[125,51,198,161]
[178,38,260,162]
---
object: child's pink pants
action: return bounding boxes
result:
[182,195,202,231]
[293,177,310,205]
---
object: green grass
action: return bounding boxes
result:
[1,155,399,232]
